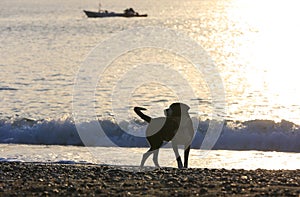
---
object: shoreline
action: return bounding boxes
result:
[1,162,299,196]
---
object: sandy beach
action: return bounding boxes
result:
[0,162,299,196]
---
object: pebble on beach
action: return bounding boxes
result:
[0,162,299,196]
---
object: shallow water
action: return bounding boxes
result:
[1,144,299,170]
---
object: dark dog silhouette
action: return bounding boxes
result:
[134,103,194,168]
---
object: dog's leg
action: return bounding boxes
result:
[140,150,153,168]
[184,145,191,168]
[172,142,183,169]
[141,143,162,168]
[153,149,160,168]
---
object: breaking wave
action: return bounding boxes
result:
[0,116,299,152]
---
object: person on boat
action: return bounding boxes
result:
[98,3,102,12]
[124,8,137,16]
[98,3,108,14]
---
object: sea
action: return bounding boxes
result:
[1,0,300,170]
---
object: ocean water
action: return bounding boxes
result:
[1,144,300,170]
[1,0,300,169]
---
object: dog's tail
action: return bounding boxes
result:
[134,107,151,123]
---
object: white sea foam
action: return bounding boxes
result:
[0,117,299,152]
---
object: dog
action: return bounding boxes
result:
[134,102,194,168]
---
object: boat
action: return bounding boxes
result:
[83,8,147,18]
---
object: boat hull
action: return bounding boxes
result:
[83,10,147,18]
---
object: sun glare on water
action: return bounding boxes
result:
[226,0,300,124]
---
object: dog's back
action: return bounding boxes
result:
[146,117,179,141]
[134,105,194,144]
[145,117,165,137]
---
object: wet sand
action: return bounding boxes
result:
[0,162,299,196]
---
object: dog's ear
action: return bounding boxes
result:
[179,103,190,112]
[183,104,190,111]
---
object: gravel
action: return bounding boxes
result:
[0,162,299,196]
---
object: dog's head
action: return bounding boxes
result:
[164,103,190,117]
